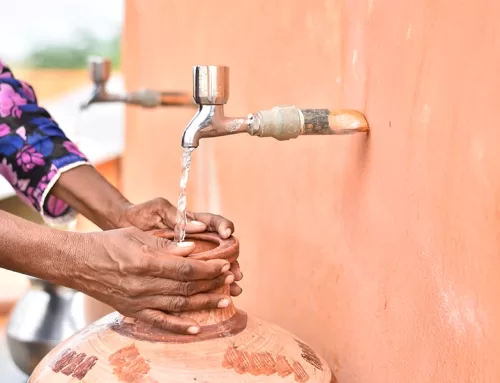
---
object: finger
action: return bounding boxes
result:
[140,272,235,296]
[192,212,235,239]
[159,240,196,256]
[153,220,169,229]
[152,292,231,313]
[184,219,207,234]
[142,197,177,229]
[155,199,179,230]
[230,261,242,281]
[135,229,196,257]
[230,282,243,297]
[179,272,235,296]
[151,256,231,281]
[163,208,208,233]
[135,309,202,335]
[138,200,170,230]
[124,200,170,230]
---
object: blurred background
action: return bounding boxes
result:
[2,0,500,382]
[0,0,125,219]
[0,0,125,380]
[0,0,123,65]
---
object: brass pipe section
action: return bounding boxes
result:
[248,106,369,140]
[181,66,369,148]
[80,56,196,110]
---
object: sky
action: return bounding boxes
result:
[0,0,124,61]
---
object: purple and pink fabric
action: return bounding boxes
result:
[0,59,89,224]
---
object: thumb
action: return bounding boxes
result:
[135,230,196,257]
[159,240,196,257]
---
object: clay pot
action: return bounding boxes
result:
[29,230,334,382]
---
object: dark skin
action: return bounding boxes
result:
[0,59,241,335]
[44,164,243,333]
[119,199,243,297]
[0,210,233,334]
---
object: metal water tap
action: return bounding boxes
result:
[80,56,196,110]
[181,66,370,148]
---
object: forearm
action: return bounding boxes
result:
[0,209,83,285]
[50,164,131,230]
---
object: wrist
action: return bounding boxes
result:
[51,165,132,230]
[110,200,134,229]
[98,197,133,230]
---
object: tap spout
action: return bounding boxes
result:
[182,105,250,148]
[80,85,125,110]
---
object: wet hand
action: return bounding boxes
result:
[117,198,233,236]
[76,227,235,334]
[117,198,242,296]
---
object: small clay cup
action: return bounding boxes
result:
[149,229,239,263]
[111,229,245,343]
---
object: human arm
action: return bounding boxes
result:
[50,165,243,296]
[0,58,237,239]
[0,58,242,294]
[0,209,234,334]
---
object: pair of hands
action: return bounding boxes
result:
[79,198,242,335]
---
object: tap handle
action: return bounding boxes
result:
[87,56,111,86]
[193,65,229,105]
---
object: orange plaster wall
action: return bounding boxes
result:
[121,1,500,381]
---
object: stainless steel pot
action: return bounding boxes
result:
[6,277,86,375]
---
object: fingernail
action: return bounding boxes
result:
[225,274,235,284]
[187,326,199,334]
[191,220,205,226]
[218,298,230,308]
[224,228,232,237]
[221,263,230,273]
[177,241,194,248]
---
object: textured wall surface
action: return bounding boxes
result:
[122,1,500,381]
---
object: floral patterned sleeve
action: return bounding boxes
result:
[0,59,90,225]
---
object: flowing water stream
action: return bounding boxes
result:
[174,147,195,242]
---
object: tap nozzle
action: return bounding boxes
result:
[181,65,370,148]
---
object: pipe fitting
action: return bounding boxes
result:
[249,105,304,140]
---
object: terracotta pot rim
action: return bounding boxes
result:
[148,229,239,263]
